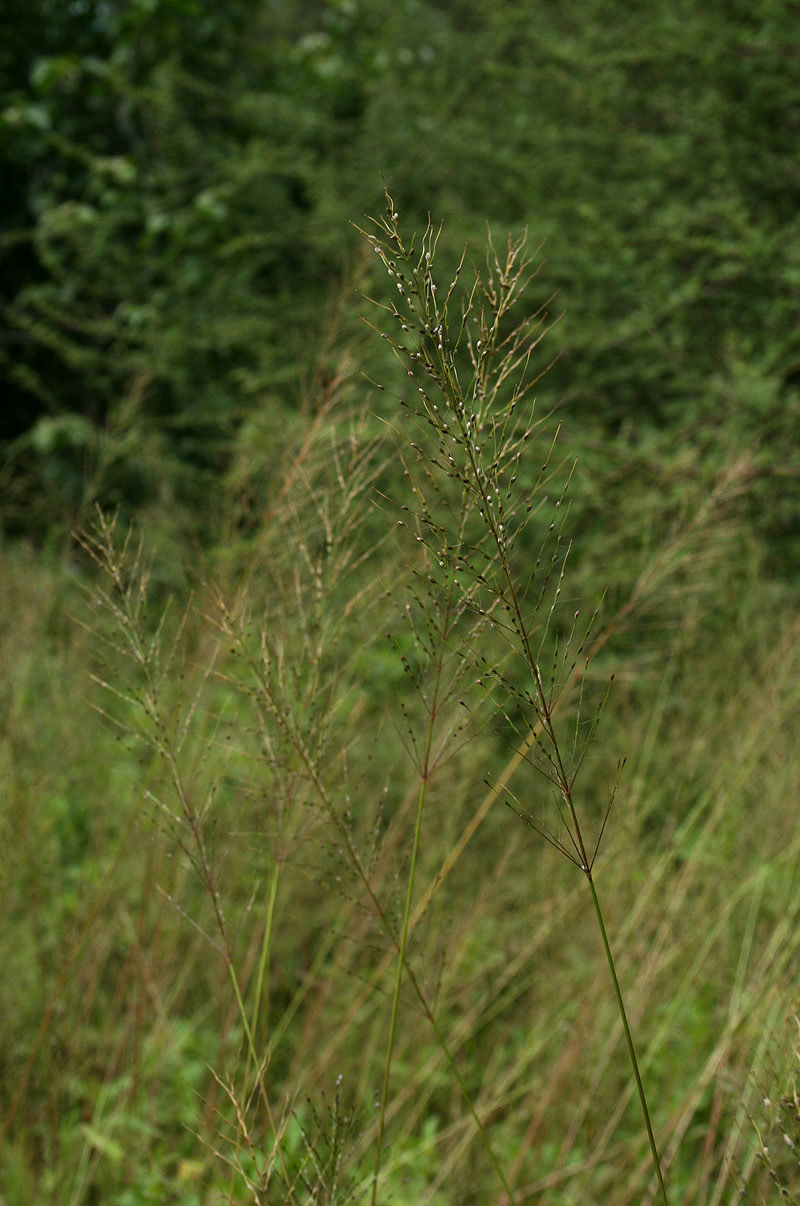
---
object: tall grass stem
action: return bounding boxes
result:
[587,872,669,1205]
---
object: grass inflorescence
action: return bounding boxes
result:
[357,189,668,1203]
[2,193,799,1205]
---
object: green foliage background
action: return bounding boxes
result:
[2,0,798,556]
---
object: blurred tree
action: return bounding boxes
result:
[1,0,797,560]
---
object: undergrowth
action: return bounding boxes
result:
[0,199,798,1204]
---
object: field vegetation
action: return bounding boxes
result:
[1,2,799,1202]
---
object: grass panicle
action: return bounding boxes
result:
[358,189,668,1203]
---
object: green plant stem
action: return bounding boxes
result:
[251,857,281,1047]
[427,1011,516,1203]
[371,770,516,1206]
[369,529,516,1204]
[586,871,668,1205]
[371,774,429,1206]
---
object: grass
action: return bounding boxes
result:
[356,191,668,1200]
[0,200,798,1203]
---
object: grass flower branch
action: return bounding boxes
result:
[358,189,669,1203]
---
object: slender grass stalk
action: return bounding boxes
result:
[76,511,295,1198]
[587,871,668,1204]
[251,859,281,1048]
[372,775,432,1204]
[359,189,669,1201]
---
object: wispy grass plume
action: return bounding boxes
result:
[358,188,668,1203]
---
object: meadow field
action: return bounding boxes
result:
[2,3,799,1201]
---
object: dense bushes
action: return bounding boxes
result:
[1,0,798,561]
